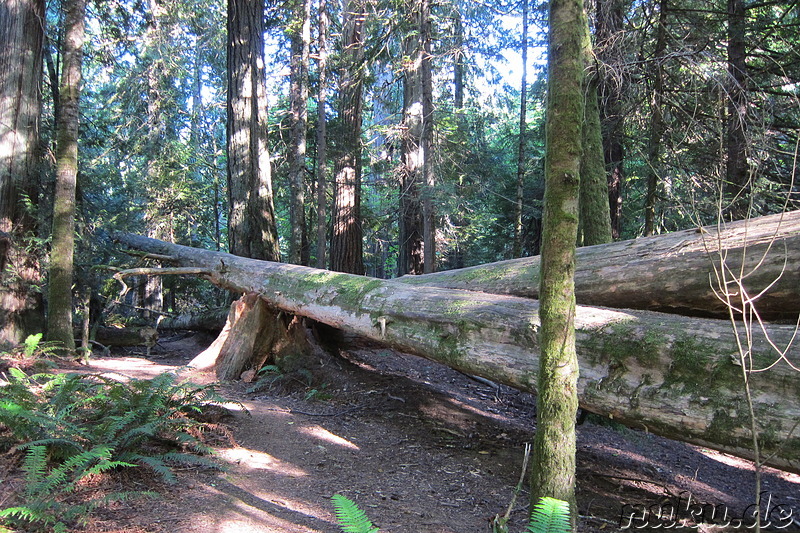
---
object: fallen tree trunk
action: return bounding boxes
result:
[112,232,800,473]
[399,211,800,320]
[93,326,158,348]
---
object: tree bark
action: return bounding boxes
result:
[419,0,435,274]
[398,0,427,276]
[643,0,668,236]
[288,0,310,265]
[329,0,365,275]
[399,211,800,320]
[533,0,586,513]
[724,0,750,219]
[579,18,613,247]
[596,0,626,239]
[93,326,158,348]
[513,0,529,259]
[227,0,280,261]
[0,0,45,349]
[314,0,329,270]
[113,231,800,473]
[47,0,86,352]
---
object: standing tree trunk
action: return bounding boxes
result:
[725,0,750,219]
[398,0,428,276]
[644,0,667,236]
[329,0,365,275]
[596,0,625,239]
[419,0,435,274]
[513,0,529,259]
[531,0,586,521]
[578,9,613,247]
[288,0,310,265]
[0,0,45,349]
[47,0,86,352]
[227,0,280,261]
[314,0,329,269]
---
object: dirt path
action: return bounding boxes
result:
[57,333,800,532]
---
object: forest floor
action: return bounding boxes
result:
[3,331,800,532]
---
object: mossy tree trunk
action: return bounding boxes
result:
[113,231,800,474]
[46,0,86,353]
[531,0,587,519]
[578,22,613,247]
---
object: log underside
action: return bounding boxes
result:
[112,230,800,474]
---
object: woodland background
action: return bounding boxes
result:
[2,0,798,340]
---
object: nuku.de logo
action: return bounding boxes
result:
[619,491,795,529]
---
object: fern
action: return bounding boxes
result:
[331,495,380,533]
[527,497,571,533]
[1,369,231,531]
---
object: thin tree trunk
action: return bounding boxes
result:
[530,0,585,517]
[227,0,280,261]
[513,0,529,259]
[330,0,365,275]
[420,0,435,274]
[288,0,310,264]
[453,6,464,111]
[47,0,86,352]
[315,0,329,269]
[644,0,667,236]
[0,0,45,348]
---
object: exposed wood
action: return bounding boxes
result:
[113,232,800,473]
[399,211,800,320]
[206,293,271,381]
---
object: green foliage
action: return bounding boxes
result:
[0,370,231,530]
[331,495,380,533]
[527,497,571,533]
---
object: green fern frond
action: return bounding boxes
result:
[0,505,56,525]
[19,445,48,491]
[23,334,43,357]
[527,497,571,533]
[131,455,177,484]
[331,494,380,533]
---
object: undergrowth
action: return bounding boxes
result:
[0,367,235,531]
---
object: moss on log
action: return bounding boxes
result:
[113,232,800,473]
[400,211,800,320]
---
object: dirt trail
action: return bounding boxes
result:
[66,333,800,532]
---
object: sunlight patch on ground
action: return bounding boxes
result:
[696,447,800,485]
[299,425,360,450]
[83,357,181,380]
[217,448,309,477]
[444,396,517,424]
